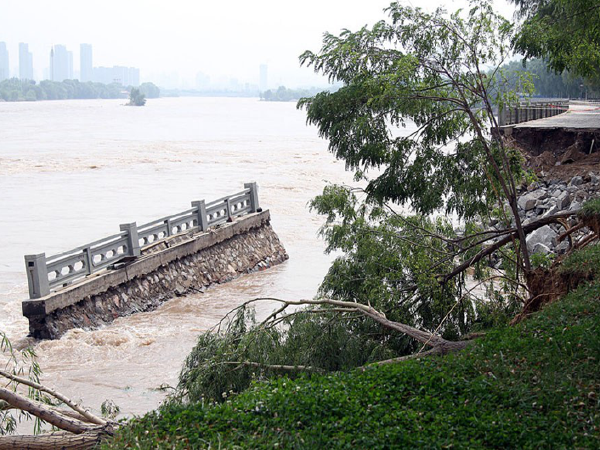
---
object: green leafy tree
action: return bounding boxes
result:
[127,88,146,106]
[175,1,579,405]
[299,0,533,270]
[494,58,600,98]
[139,82,160,99]
[510,0,600,78]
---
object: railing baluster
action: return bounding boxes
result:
[25,184,261,298]
[244,182,261,213]
[226,198,233,222]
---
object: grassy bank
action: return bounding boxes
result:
[105,281,600,448]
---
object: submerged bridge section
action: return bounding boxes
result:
[22,183,289,339]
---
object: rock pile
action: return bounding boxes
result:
[516,172,600,256]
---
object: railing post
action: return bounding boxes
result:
[226,198,233,222]
[24,253,50,299]
[192,200,208,231]
[83,247,93,274]
[244,182,262,213]
[165,219,173,237]
[120,222,141,257]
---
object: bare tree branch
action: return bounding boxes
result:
[0,387,98,435]
[220,361,325,373]
[441,211,575,283]
[0,369,106,426]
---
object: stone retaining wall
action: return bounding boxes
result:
[24,211,288,339]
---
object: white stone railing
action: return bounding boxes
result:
[24,182,261,299]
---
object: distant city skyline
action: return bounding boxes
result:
[0,40,141,87]
[0,0,514,89]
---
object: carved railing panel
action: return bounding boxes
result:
[24,182,261,299]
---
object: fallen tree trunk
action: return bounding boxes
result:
[441,211,576,284]
[0,388,97,435]
[0,369,106,427]
[0,429,109,450]
[234,297,473,361]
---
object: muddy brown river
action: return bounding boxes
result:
[0,96,367,418]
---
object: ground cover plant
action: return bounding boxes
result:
[106,280,600,448]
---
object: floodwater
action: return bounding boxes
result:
[0,97,356,417]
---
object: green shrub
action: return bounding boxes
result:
[578,198,600,220]
[558,243,600,279]
[106,282,600,449]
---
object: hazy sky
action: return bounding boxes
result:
[0,0,515,88]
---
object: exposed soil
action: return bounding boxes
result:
[513,256,596,324]
[506,128,600,181]
[504,126,600,323]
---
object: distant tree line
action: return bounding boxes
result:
[0,79,160,102]
[495,58,600,99]
[138,82,160,99]
[260,86,337,102]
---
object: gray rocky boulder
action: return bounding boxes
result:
[531,242,552,255]
[518,190,545,211]
[526,225,558,253]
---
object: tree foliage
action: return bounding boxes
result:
[494,58,600,98]
[298,2,515,218]
[298,1,532,268]
[127,88,146,106]
[311,185,476,339]
[510,0,600,78]
[0,332,44,435]
[173,0,580,406]
[138,82,160,99]
[0,78,125,102]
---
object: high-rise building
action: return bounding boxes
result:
[50,45,70,82]
[80,44,92,82]
[19,43,33,80]
[259,64,268,92]
[68,51,73,80]
[0,42,9,81]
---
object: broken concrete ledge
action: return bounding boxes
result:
[22,210,289,339]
